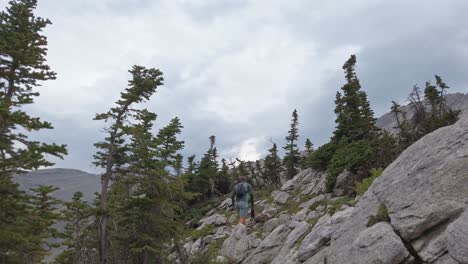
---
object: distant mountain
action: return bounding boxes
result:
[376,92,468,133]
[13,168,100,202]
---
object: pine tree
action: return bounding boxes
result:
[23,185,62,263]
[264,143,282,185]
[156,117,184,170]
[215,158,232,194]
[283,109,300,179]
[55,192,95,264]
[108,108,186,263]
[93,66,163,264]
[0,1,66,262]
[333,55,377,142]
[193,136,219,198]
[300,138,314,169]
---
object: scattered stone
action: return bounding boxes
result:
[351,222,410,264]
[272,191,291,204]
[197,214,227,229]
[264,218,281,233]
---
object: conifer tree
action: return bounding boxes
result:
[93,66,163,264]
[108,109,185,263]
[55,192,95,264]
[300,138,314,169]
[23,185,62,263]
[333,55,377,142]
[263,143,282,185]
[156,117,184,170]
[216,158,231,194]
[0,1,66,262]
[193,136,219,197]
[283,109,300,179]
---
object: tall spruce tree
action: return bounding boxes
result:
[301,138,314,169]
[156,117,184,170]
[216,158,231,194]
[193,136,219,197]
[263,142,282,185]
[0,1,66,262]
[55,192,95,264]
[108,109,186,263]
[333,55,377,142]
[24,185,62,263]
[283,109,300,179]
[93,66,163,264]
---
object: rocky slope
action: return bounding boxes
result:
[176,111,468,263]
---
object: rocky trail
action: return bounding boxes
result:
[171,112,468,264]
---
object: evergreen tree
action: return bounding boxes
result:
[263,143,282,185]
[174,154,184,177]
[333,55,377,142]
[283,109,300,179]
[215,158,232,194]
[55,192,95,264]
[23,185,62,263]
[300,138,314,169]
[0,1,66,262]
[156,117,184,170]
[93,66,163,264]
[193,136,219,197]
[108,109,186,264]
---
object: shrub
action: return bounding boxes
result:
[367,204,390,227]
[326,140,374,191]
[307,142,338,171]
[355,168,383,195]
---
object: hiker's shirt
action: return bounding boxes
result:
[233,182,253,208]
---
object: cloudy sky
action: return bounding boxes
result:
[2,0,468,173]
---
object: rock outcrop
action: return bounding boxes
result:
[175,110,468,264]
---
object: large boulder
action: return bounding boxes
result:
[271,221,311,264]
[304,113,468,263]
[243,224,291,264]
[198,214,227,229]
[351,222,409,264]
[272,191,291,204]
[219,224,257,262]
[298,207,354,261]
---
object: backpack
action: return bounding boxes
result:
[235,182,247,199]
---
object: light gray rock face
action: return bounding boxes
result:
[198,214,227,229]
[299,194,326,209]
[301,171,328,195]
[243,224,291,264]
[446,210,468,263]
[298,207,354,261]
[306,112,468,264]
[264,218,280,233]
[351,222,409,264]
[219,224,256,262]
[271,221,310,264]
[272,191,291,204]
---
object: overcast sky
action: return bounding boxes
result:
[2,0,468,173]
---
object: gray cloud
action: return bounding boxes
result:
[3,0,467,173]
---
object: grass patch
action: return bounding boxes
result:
[367,204,390,227]
[326,196,354,215]
[184,225,215,241]
[254,187,276,203]
[355,168,383,195]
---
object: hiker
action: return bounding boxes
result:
[231,175,254,225]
